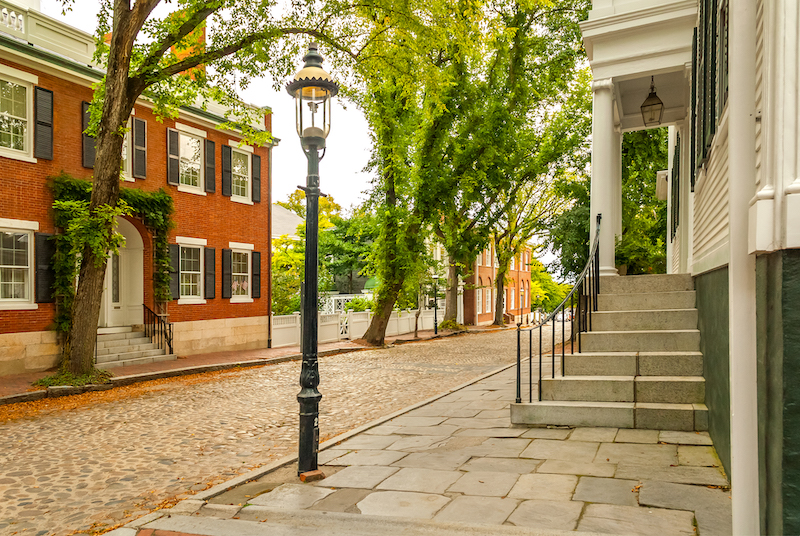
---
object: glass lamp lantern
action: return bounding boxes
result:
[286,42,339,142]
[640,76,664,127]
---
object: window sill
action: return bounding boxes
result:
[0,149,36,164]
[122,175,135,183]
[231,197,254,205]
[230,297,253,303]
[0,302,39,310]
[178,298,207,305]
[177,184,207,196]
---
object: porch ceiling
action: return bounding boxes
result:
[581,0,697,131]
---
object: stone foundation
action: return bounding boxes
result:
[0,331,60,375]
[172,316,270,356]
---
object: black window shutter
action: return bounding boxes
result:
[204,247,215,299]
[33,87,53,160]
[205,139,216,193]
[251,251,261,299]
[221,145,232,197]
[690,26,698,191]
[169,243,180,300]
[222,248,232,299]
[35,233,55,303]
[81,101,96,168]
[252,154,261,203]
[167,128,180,185]
[132,117,147,179]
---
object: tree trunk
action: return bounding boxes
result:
[65,18,137,375]
[493,267,507,326]
[362,282,402,345]
[443,262,458,324]
[414,291,422,338]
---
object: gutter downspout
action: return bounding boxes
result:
[728,0,760,532]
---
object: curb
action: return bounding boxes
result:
[191,357,520,501]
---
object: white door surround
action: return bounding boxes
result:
[99,217,144,328]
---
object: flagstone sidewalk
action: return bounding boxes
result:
[109,363,732,536]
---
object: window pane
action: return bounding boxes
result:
[0,267,27,299]
[179,134,202,187]
[232,151,249,197]
[231,252,249,296]
[179,247,202,297]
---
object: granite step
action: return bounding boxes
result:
[96,348,166,364]
[97,336,151,349]
[96,353,177,370]
[592,309,698,332]
[599,274,694,294]
[96,342,158,356]
[540,375,705,404]
[597,291,696,311]
[581,330,700,353]
[564,352,704,377]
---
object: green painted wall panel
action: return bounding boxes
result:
[782,250,800,534]
[695,267,731,477]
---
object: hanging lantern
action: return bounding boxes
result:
[640,76,664,127]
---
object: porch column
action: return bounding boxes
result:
[728,0,759,533]
[590,78,619,276]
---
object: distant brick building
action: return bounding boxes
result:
[463,243,533,326]
[0,1,274,374]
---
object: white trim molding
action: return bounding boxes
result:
[0,218,39,230]
[0,63,38,84]
[229,241,254,250]
[176,236,208,246]
[228,139,254,153]
[175,122,207,138]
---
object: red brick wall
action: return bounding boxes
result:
[0,58,272,334]
[465,245,532,325]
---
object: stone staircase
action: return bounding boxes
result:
[95,327,177,370]
[511,273,707,431]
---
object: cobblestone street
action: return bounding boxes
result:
[0,328,560,535]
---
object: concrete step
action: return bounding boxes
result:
[96,342,157,356]
[97,353,177,370]
[511,400,708,431]
[97,336,151,349]
[636,376,705,404]
[96,348,166,364]
[598,291,696,311]
[599,273,694,294]
[97,330,145,342]
[564,352,704,377]
[97,326,134,335]
[592,309,697,331]
[581,330,700,353]
[540,375,705,404]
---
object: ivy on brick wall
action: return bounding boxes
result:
[49,173,175,333]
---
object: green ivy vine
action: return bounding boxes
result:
[49,173,175,333]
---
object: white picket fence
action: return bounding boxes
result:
[271,308,445,348]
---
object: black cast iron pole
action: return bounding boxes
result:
[297,134,324,475]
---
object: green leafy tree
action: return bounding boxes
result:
[277,189,342,230]
[320,208,376,294]
[57,0,374,375]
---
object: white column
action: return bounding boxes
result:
[590,78,619,276]
[728,0,760,533]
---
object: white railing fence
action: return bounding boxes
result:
[270,307,446,348]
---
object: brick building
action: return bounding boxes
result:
[0,1,274,374]
[463,243,533,326]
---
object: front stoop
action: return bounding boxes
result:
[95,327,177,369]
[514,273,708,431]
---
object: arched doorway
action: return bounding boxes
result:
[99,217,144,328]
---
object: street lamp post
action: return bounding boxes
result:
[432,274,439,335]
[286,42,338,476]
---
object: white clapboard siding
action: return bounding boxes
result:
[693,133,730,270]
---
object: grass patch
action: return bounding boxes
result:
[438,319,465,331]
[33,368,113,388]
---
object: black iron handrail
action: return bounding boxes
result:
[516,214,602,403]
[143,304,173,355]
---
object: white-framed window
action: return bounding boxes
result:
[511,289,516,311]
[0,219,36,309]
[476,287,482,314]
[486,283,492,313]
[231,250,250,300]
[176,236,206,305]
[179,131,203,190]
[120,118,134,182]
[477,251,482,266]
[231,148,251,201]
[510,256,515,270]
[0,66,36,163]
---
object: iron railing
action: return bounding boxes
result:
[143,304,173,354]
[516,214,602,403]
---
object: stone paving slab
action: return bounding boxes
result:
[433,495,519,525]
[314,465,399,489]
[577,503,696,536]
[247,484,335,509]
[463,437,532,457]
[569,427,618,442]
[336,434,401,450]
[677,445,719,466]
[508,473,578,501]
[446,470,518,496]
[459,457,541,473]
[389,416,448,427]
[638,480,732,536]
[614,429,659,444]
[307,488,372,513]
[391,452,472,471]
[573,476,639,506]
[376,467,463,494]
[385,435,449,452]
[455,427,527,437]
[594,442,677,465]
[506,499,584,532]
[521,427,572,440]
[614,463,729,486]
[659,431,713,445]
[520,439,600,462]
[356,491,451,519]
[327,449,409,466]
[536,460,616,478]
